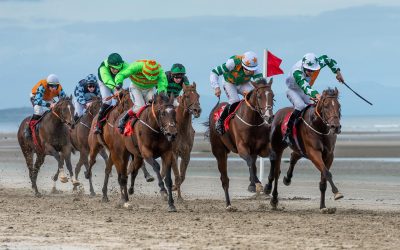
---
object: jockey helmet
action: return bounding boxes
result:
[302,53,321,71]
[241,51,258,71]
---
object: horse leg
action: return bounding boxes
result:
[73,156,84,192]
[162,152,177,212]
[86,142,102,180]
[179,153,190,185]
[324,154,343,200]
[239,152,259,193]
[114,153,131,208]
[270,150,283,209]
[144,157,167,200]
[140,163,154,182]
[45,144,67,191]
[283,152,302,186]
[264,156,275,195]
[32,153,45,197]
[171,156,183,202]
[128,162,139,195]
[63,146,79,188]
[101,154,113,202]
[307,150,341,212]
[21,146,40,197]
[213,148,233,211]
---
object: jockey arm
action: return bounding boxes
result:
[293,70,319,98]
[156,67,168,93]
[114,62,142,87]
[318,55,344,83]
[99,65,119,91]
[210,58,236,90]
[74,81,87,105]
[58,88,67,99]
[33,85,50,107]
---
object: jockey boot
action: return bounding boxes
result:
[25,114,41,139]
[118,109,137,134]
[215,104,230,135]
[283,109,301,146]
[94,103,111,134]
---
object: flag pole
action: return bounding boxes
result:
[259,49,267,183]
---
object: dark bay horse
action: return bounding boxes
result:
[206,78,274,211]
[17,97,77,197]
[265,88,343,213]
[70,96,107,196]
[124,93,178,212]
[171,83,201,201]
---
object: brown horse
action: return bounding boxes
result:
[17,97,77,197]
[171,83,201,201]
[265,87,343,213]
[70,96,107,196]
[124,93,178,211]
[206,78,274,211]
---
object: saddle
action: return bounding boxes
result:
[281,105,313,157]
[123,105,149,136]
[213,101,243,133]
[26,110,50,149]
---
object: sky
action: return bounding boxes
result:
[0,0,399,117]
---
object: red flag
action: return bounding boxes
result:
[266,50,284,77]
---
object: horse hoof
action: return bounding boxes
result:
[128,187,134,195]
[168,205,177,212]
[264,185,272,195]
[123,202,133,209]
[160,190,168,201]
[35,192,42,198]
[51,187,62,194]
[102,197,109,203]
[247,185,256,193]
[283,176,291,186]
[270,199,278,210]
[60,176,68,183]
[177,197,184,203]
[255,183,263,194]
[172,185,177,191]
[72,181,80,187]
[226,205,238,212]
[84,171,91,179]
[320,207,336,214]
[89,192,96,197]
[146,176,155,182]
[334,192,344,200]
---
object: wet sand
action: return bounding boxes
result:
[0,132,399,249]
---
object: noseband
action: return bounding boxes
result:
[51,101,74,127]
[314,96,340,127]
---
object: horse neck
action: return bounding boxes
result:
[176,102,192,131]
[45,111,65,131]
[307,106,330,134]
[239,94,264,124]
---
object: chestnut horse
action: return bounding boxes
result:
[171,83,201,201]
[124,93,178,212]
[206,78,274,211]
[265,88,343,213]
[70,96,107,196]
[17,97,77,197]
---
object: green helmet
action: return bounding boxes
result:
[107,53,124,70]
[171,63,186,74]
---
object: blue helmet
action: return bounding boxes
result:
[85,74,97,84]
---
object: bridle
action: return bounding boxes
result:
[141,101,176,135]
[182,89,200,115]
[244,85,273,122]
[314,95,341,127]
[51,100,74,128]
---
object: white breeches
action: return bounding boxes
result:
[129,85,156,113]
[286,87,311,111]
[223,80,254,104]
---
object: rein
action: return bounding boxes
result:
[51,101,73,127]
[239,85,273,126]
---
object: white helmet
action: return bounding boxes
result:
[302,53,320,71]
[46,74,60,84]
[241,51,258,71]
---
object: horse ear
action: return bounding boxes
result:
[193,82,196,88]
[169,92,174,103]
[267,78,273,86]
[334,87,339,96]
[70,94,72,100]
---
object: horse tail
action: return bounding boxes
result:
[204,97,221,140]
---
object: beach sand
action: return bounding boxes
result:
[0,132,399,249]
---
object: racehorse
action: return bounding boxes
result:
[17,96,77,197]
[70,96,106,196]
[171,83,201,201]
[265,87,343,213]
[124,93,178,212]
[206,78,274,211]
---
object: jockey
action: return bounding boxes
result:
[210,51,263,135]
[115,60,168,134]
[164,63,190,106]
[283,53,345,145]
[95,53,129,134]
[25,74,67,137]
[72,74,101,122]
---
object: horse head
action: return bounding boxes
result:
[86,96,102,116]
[315,87,341,134]
[153,92,178,142]
[248,77,275,124]
[116,89,133,113]
[53,95,75,127]
[181,82,202,118]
